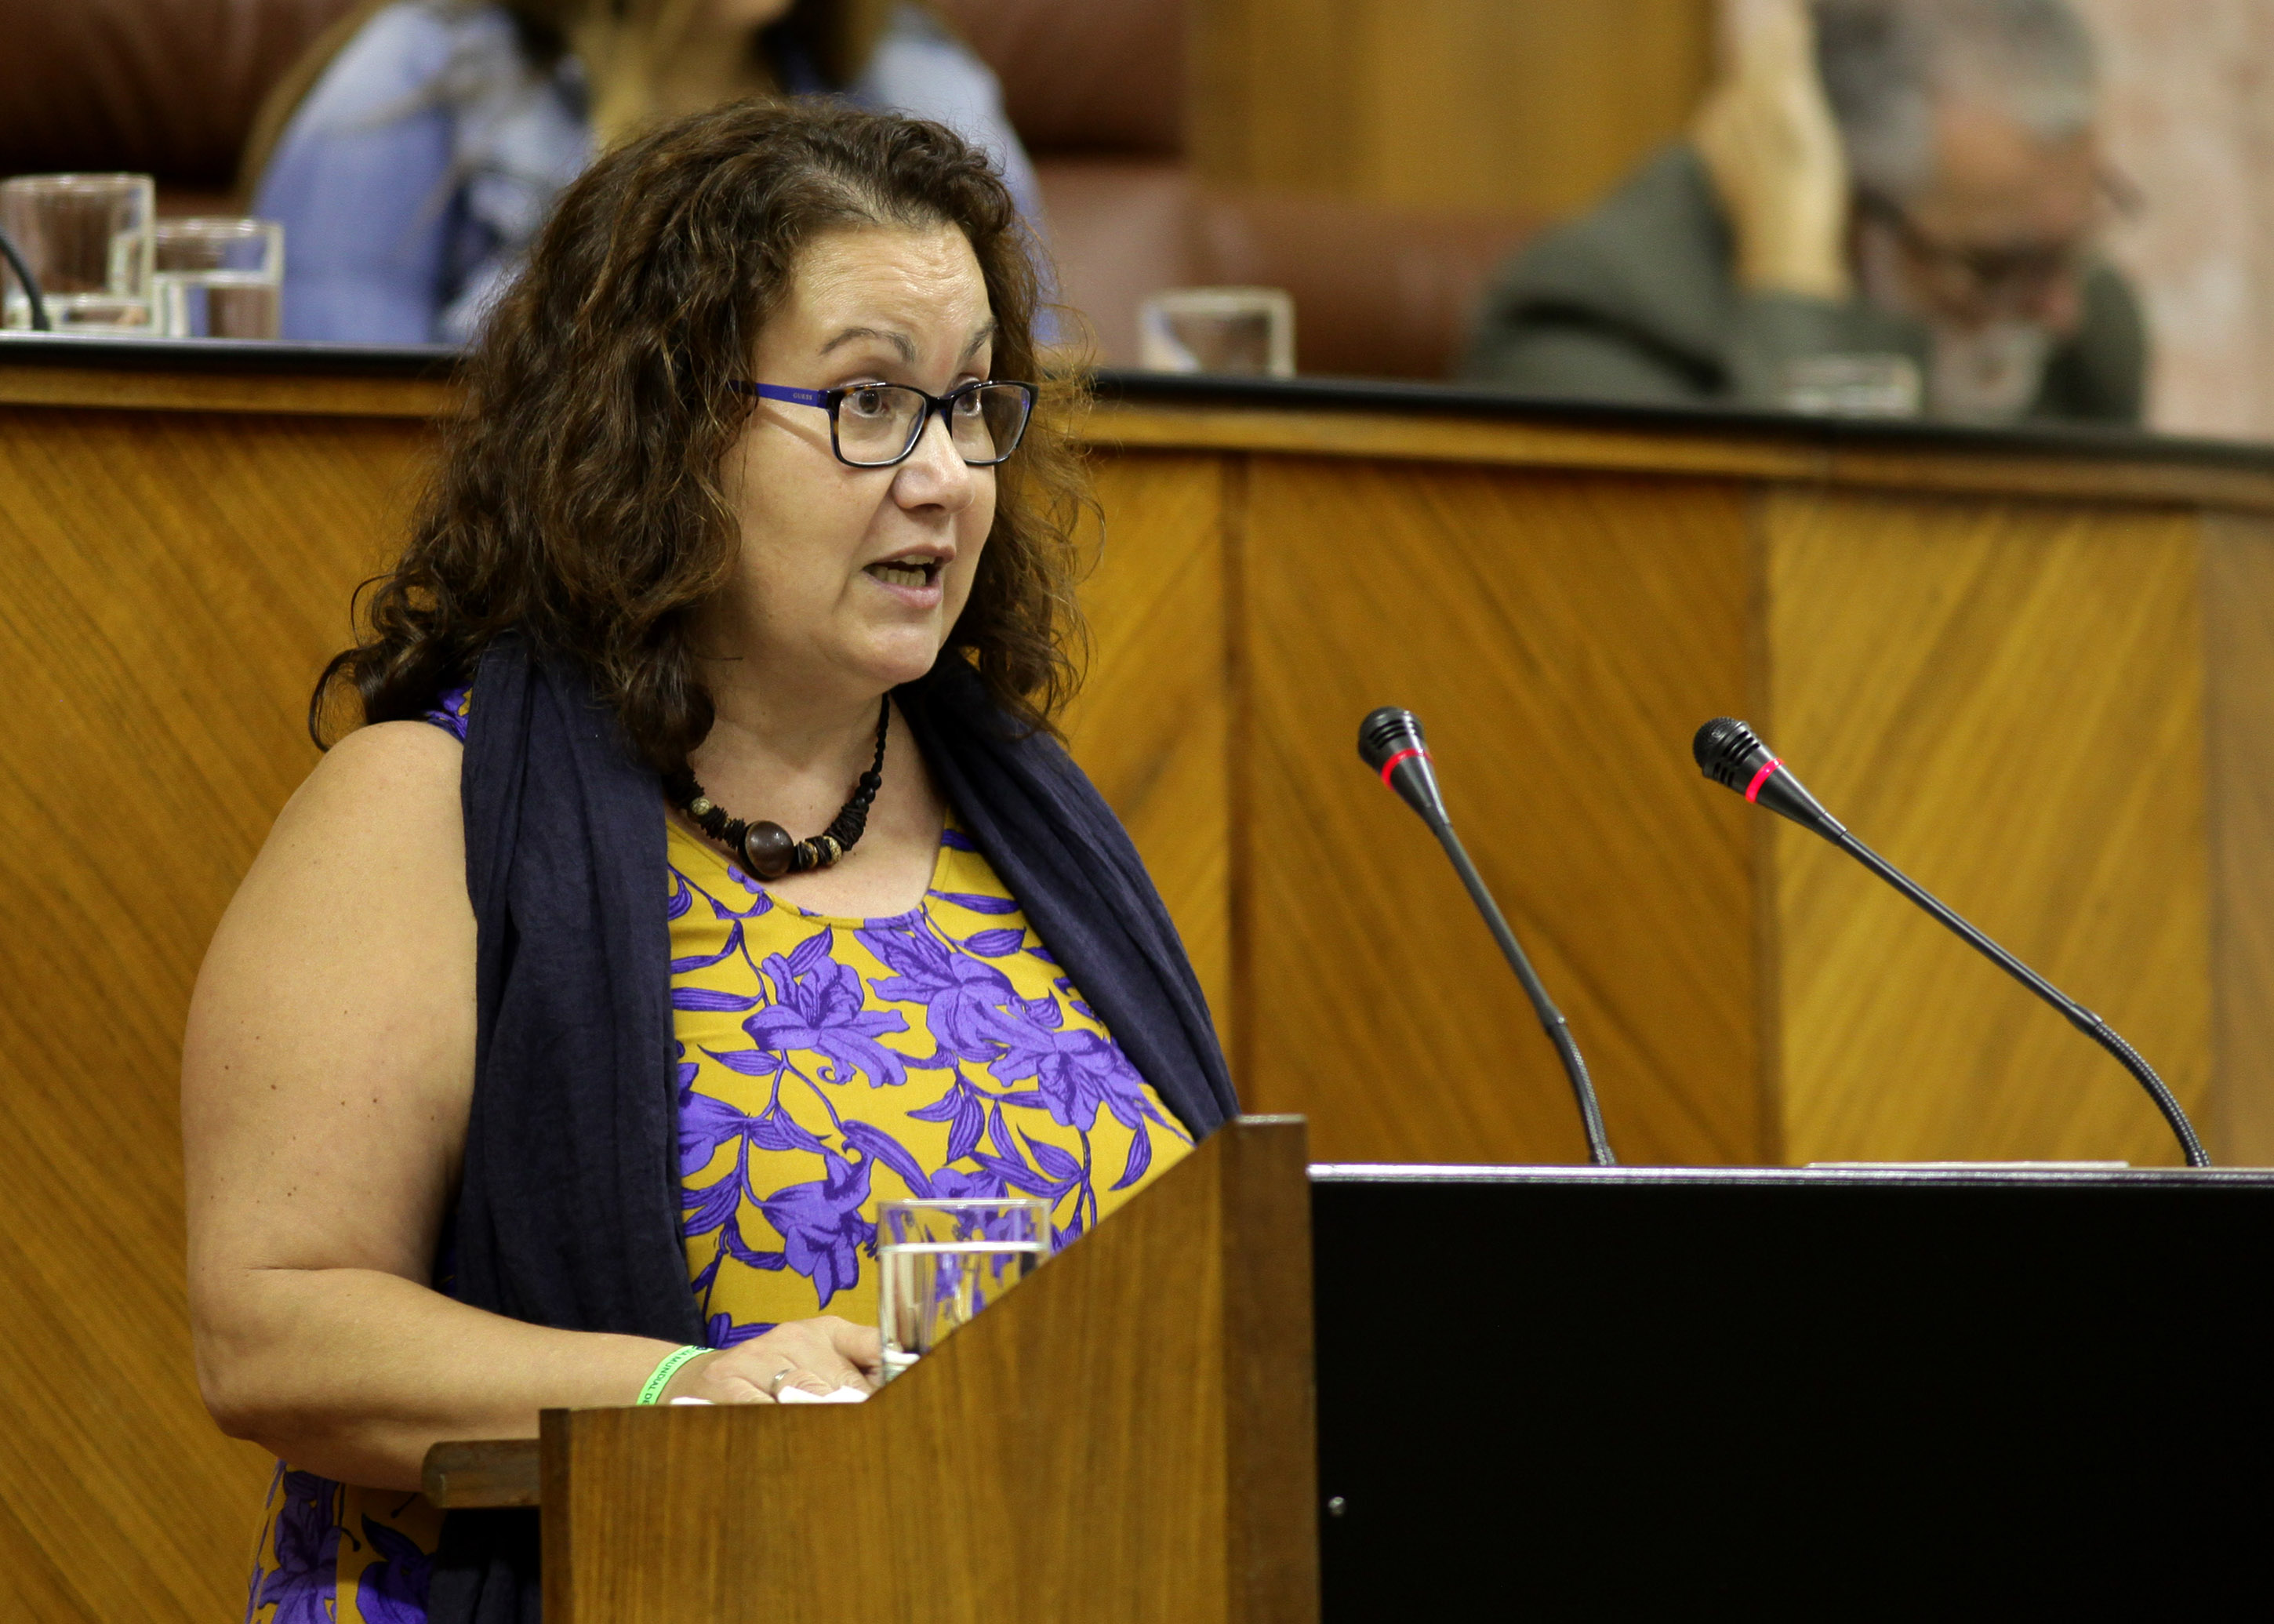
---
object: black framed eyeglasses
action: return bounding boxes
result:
[732,379,1037,469]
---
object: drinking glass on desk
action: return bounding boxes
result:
[875,1197,1051,1384]
[153,219,285,340]
[0,174,154,332]
[1138,286,1296,377]
[1778,352,1922,419]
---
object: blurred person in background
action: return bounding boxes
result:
[248,0,1041,343]
[1462,0,2141,424]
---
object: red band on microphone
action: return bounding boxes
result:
[1379,747,1429,786]
[1743,758,1782,804]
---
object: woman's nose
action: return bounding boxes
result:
[893,408,976,509]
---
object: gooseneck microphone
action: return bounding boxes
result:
[1359,707,1615,1165]
[1693,718,2209,1168]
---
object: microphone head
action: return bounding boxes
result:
[1691,718,1844,839]
[1358,707,1425,773]
[1357,707,1451,828]
[1693,717,1773,791]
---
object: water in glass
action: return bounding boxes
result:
[875,1197,1049,1382]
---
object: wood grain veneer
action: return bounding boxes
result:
[2202,510,2274,1164]
[1059,452,1238,1051]
[0,405,433,1619]
[1236,457,1760,1164]
[1761,488,2213,1164]
[1187,0,1711,222]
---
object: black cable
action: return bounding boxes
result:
[1837,831,2209,1168]
[0,224,51,332]
[1434,821,1618,1167]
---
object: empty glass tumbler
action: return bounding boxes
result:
[153,218,285,340]
[1138,285,1296,377]
[875,1197,1052,1383]
[0,173,155,332]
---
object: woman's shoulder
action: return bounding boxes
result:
[302,718,464,817]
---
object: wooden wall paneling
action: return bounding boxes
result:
[2200,510,2274,1164]
[1762,487,2211,1164]
[1186,0,1713,220]
[0,405,432,1619]
[1059,450,1237,1055]
[1237,457,1760,1165]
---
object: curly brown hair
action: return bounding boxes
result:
[314,98,1090,770]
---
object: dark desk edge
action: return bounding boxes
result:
[0,333,460,380]
[5,334,2272,473]
[1308,1161,2274,1189]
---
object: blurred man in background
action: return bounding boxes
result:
[1462,0,2141,424]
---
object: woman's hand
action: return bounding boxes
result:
[663,1317,883,1403]
[1692,0,1853,300]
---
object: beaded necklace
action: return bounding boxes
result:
[665,696,889,881]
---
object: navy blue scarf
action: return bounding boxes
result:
[429,642,1237,1622]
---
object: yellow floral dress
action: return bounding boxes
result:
[242,694,1195,1622]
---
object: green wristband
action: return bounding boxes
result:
[637,1344,710,1405]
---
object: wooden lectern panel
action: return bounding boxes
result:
[526,1117,1315,1624]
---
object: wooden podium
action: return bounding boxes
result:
[425,1117,1318,1624]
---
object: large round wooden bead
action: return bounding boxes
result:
[741,819,795,880]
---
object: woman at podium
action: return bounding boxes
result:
[181,101,1237,1624]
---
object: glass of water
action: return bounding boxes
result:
[0,173,155,332]
[152,218,284,340]
[875,1197,1051,1384]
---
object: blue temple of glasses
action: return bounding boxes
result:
[742,383,830,409]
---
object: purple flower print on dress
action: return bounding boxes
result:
[678,1077,755,1179]
[674,860,772,921]
[670,918,746,975]
[930,889,1019,915]
[840,1117,932,1197]
[252,1470,343,1624]
[860,921,1024,1065]
[968,1101,1083,1207]
[743,930,913,1088]
[908,1070,989,1164]
[354,1515,433,1624]
[755,1148,877,1306]
[994,1023,1172,1142]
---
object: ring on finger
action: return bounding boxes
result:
[766,1363,801,1398]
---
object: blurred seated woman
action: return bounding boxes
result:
[186,102,1233,1624]
[248,0,1042,343]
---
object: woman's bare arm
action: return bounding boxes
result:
[182,721,692,1488]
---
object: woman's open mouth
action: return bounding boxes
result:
[866,558,943,589]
